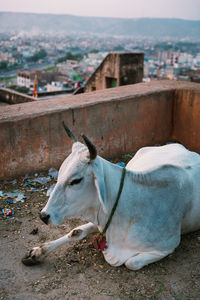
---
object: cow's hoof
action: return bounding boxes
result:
[21,249,42,266]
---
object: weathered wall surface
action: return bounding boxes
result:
[172,88,200,152]
[0,88,36,104]
[85,53,120,92]
[119,53,144,86]
[84,53,144,92]
[0,81,200,180]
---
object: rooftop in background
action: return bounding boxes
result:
[0,52,144,103]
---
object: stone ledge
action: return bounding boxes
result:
[0,87,36,105]
[1,80,199,120]
[0,80,200,180]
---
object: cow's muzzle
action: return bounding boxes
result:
[40,212,50,225]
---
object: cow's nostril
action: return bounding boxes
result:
[40,212,50,224]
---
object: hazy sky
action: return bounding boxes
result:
[1,0,200,20]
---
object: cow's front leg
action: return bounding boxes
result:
[22,222,98,266]
[125,250,171,270]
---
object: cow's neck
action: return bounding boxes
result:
[96,157,128,230]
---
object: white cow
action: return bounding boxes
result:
[22,125,200,270]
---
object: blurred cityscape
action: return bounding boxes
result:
[0,30,200,97]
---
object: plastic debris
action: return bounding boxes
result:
[10,179,17,185]
[124,154,132,158]
[4,190,26,203]
[2,208,14,217]
[116,162,126,167]
[19,174,28,182]
[23,179,32,186]
[33,176,51,185]
[48,168,58,180]
[3,179,17,185]
[46,184,56,197]
[28,187,41,192]
[6,200,14,204]
[0,167,59,202]
[0,190,5,197]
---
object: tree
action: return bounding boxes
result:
[66,52,75,60]
[56,51,84,63]
[7,85,29,94]
[0,61,8,69]
[113,45,124,51]
[28,49,47,62]
[90,49,99,54]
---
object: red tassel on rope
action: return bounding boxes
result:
[93,236,107,251]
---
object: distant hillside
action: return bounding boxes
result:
[0,12,200,39]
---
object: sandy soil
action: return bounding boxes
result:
[0,169,200,300]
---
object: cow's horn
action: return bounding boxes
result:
[62,121,78,142]
[82,134,97,160]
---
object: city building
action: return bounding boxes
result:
[17,70,68,91]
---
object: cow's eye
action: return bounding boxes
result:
[69,178,83,186]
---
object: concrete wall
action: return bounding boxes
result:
[84,53,144,92]
[0,88,36,104]
[119,53,144,85]
[0,80,200,180]
[85,53,120,92]
[172,88,200,152]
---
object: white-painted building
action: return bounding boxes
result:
[17,70,35,88]
[46,81,63,92]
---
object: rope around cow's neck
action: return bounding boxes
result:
[100,167,126,238]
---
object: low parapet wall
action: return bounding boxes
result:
[0,87,36,104]
[172,87,200,153]
[0,80,200,180]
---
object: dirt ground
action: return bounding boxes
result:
[0,166,200,300]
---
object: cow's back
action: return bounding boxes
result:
[127,143,200,172]
[126,143,200,233]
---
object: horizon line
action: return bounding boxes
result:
[0,10,200,22]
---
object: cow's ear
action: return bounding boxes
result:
[93,161,107,213]
[94,176,107,213]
